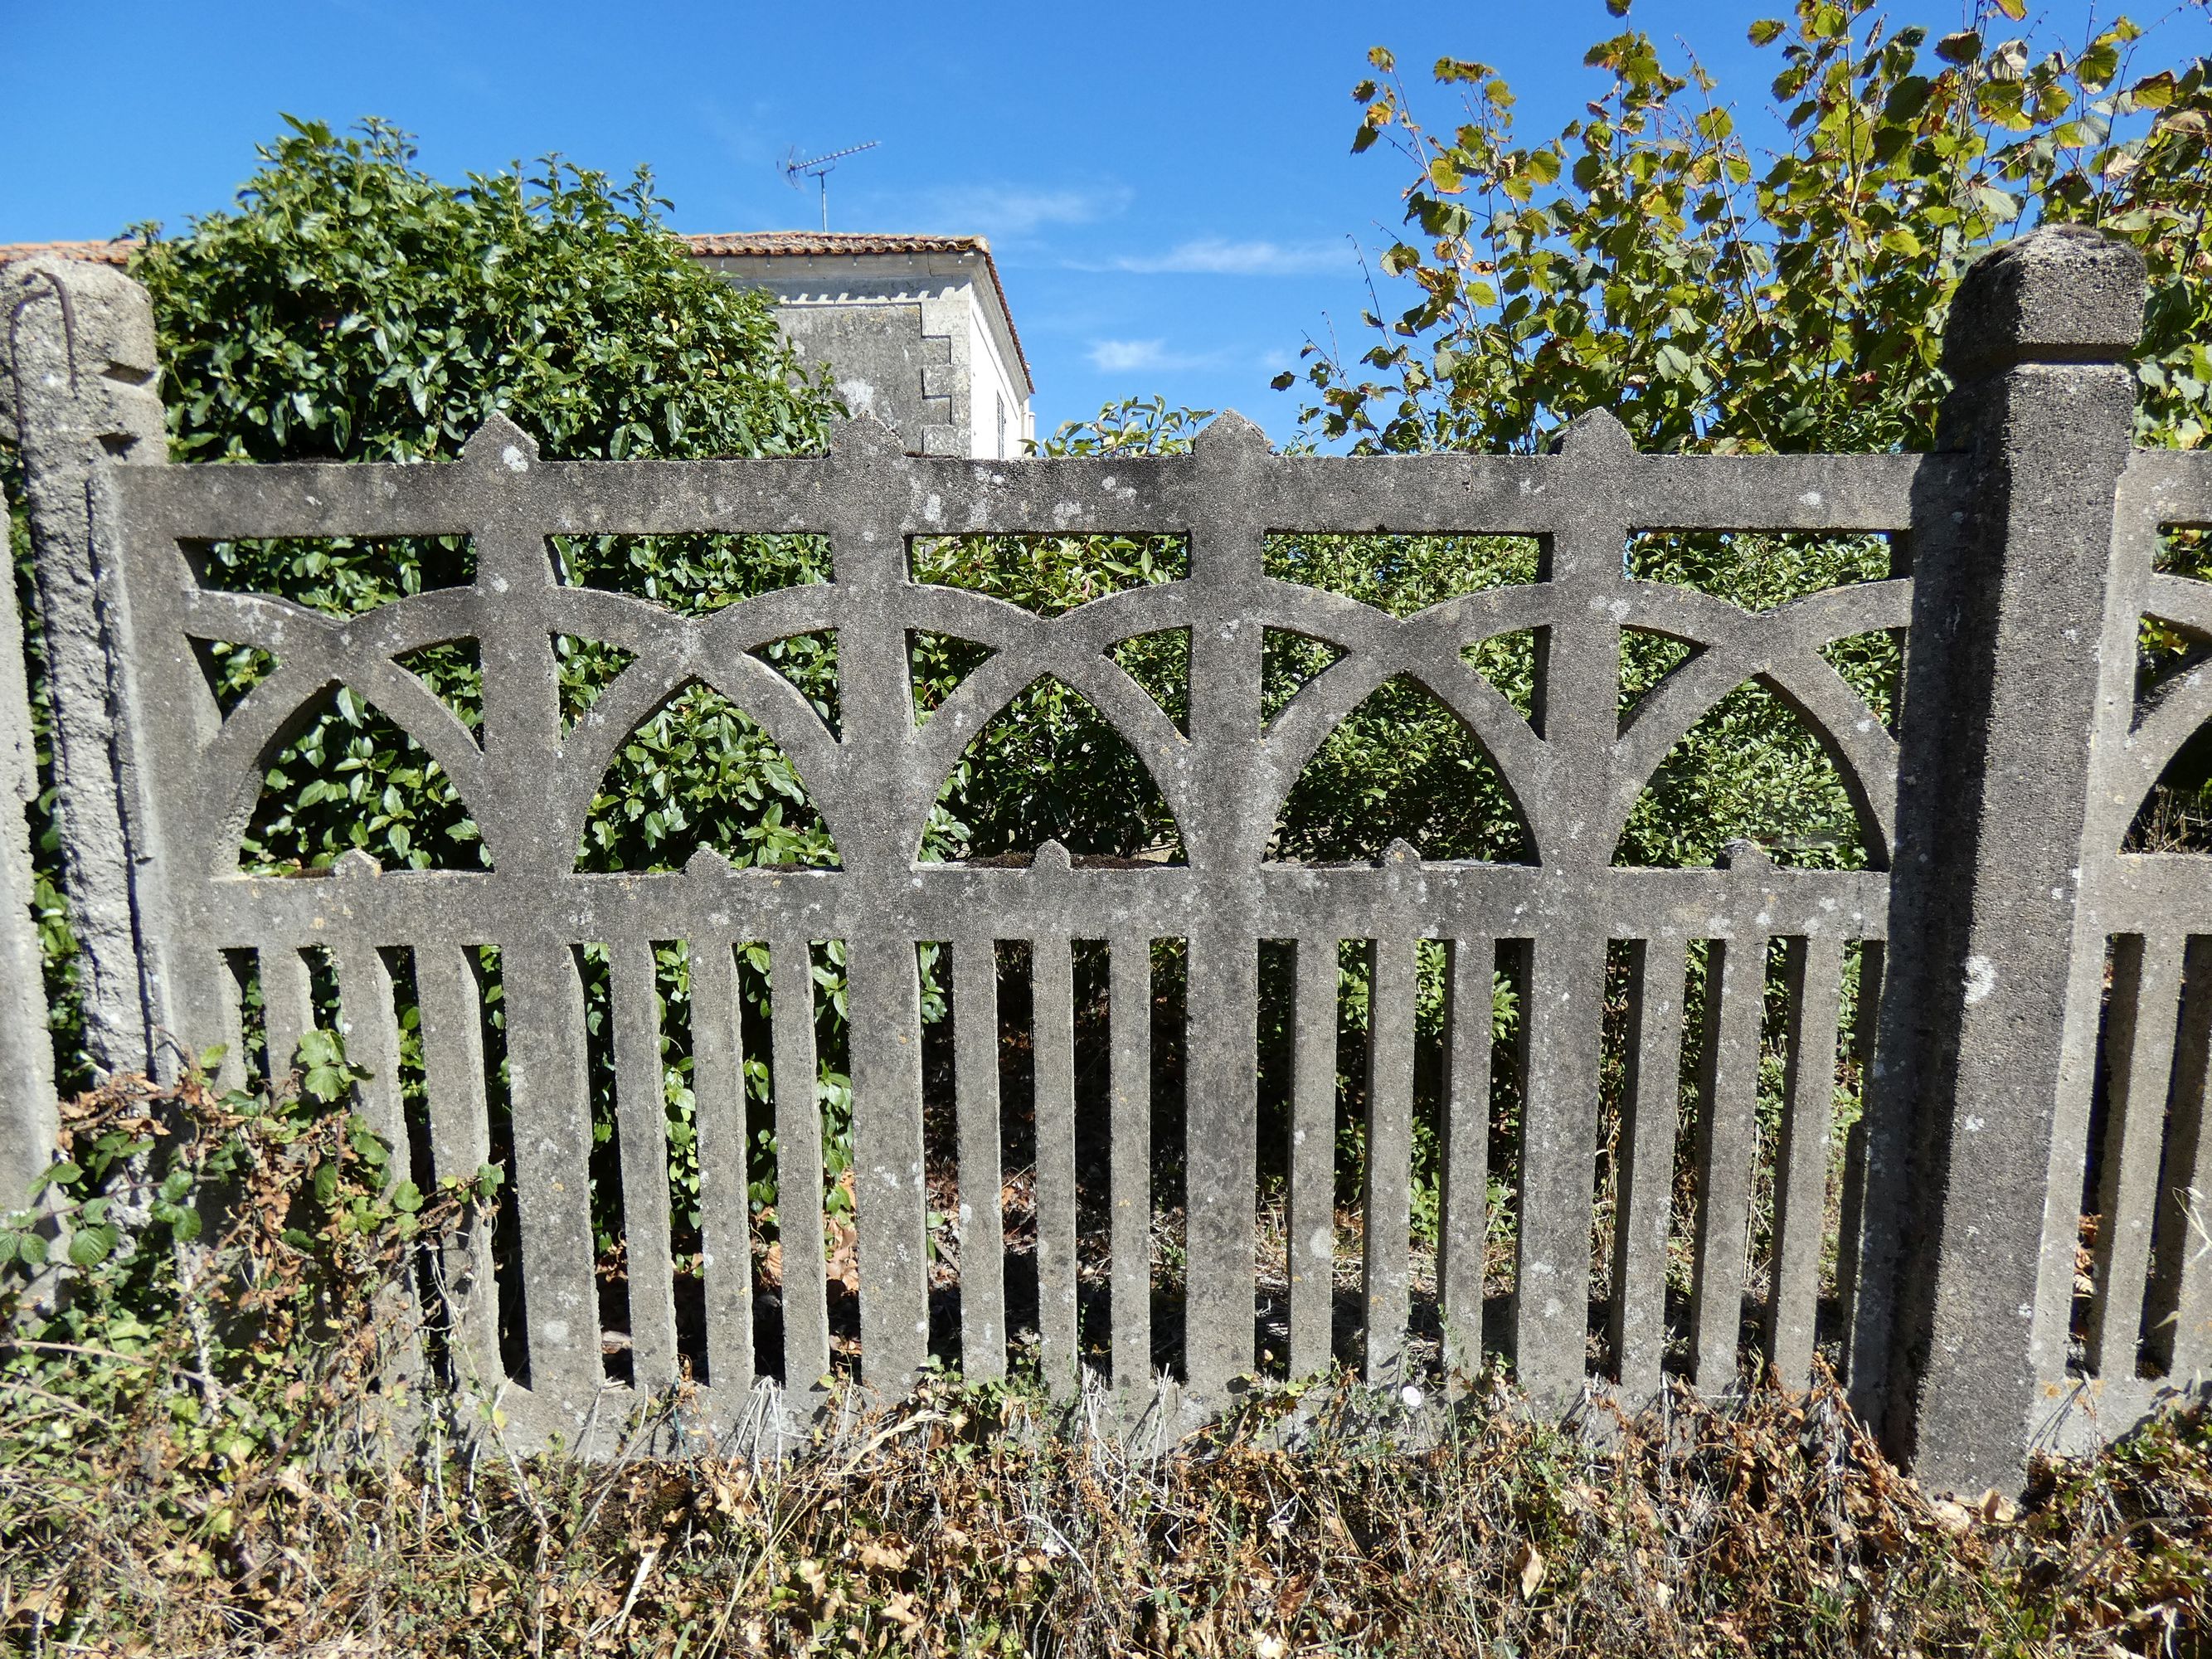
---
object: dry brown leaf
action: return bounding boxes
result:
[1514,1540,1545,1600]
[1931,1497,1975,1535]
[857,1539,912,1571]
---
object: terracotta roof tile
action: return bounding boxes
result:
[0,238,132,266]
[682,231,987,258]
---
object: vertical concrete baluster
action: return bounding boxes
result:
[1767,933,1845,1389]
[610,937,678,1394]
[1611,935,1686,1403]
[1689,922,1767,1391]
[1033,935,1079,1397]
[499,938,601,1423]
[1184,926,1257,1399]
[1363,936,1416,1386]
[2088,933,2186,1377]
[1108,934,1154,1393]
[330,930,408,1186]
[414,943,498,1389]
[1287,937,1338,1380]
[2149,937,2212,1378]
[688,937,752,1398]
[1439,936,1495,1383]
[953,937,1005,1382]
[1836,940,1884,1413]
[331,930,423,1380]
[207,956,250,1097]
[772,937,831,1398]
[848,935,929,1393]
[1513,926,1610,1404]
[260,945,317,1088]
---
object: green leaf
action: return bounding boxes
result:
[1936,31,1981,65]
[67,1225,115,1267]
[1747,18,1784,46]
[2132,71,2178,110]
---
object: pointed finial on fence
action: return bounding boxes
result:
[461,411,540,474]
[829,413,905,460]
[1381,837,1421,868]
[1548,409,1634,460]
[330,848,382,880]
[1192,411,1273,462]
[684,845,733,879]
[1031,839,1072,876]
[1715,837,1773,871]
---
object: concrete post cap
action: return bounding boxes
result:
[1941,223,2146,380]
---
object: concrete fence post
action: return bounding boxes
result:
[2,255,170,1080]
[1852,225,2145,1494]
[0,483,59,1216]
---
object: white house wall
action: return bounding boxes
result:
[694,249,1034,460]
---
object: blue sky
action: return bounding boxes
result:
[0,0,2054,442]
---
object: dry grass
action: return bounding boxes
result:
[7,1367,2212,1657]
[4,1079,2210,1658]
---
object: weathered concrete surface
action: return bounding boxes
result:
[2,255,168,1079]
[0,485,58,1219]
[1858,226,2146,1496]
[27,244,2200,1485]
[73,387,1923,1447]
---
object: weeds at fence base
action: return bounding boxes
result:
[2,1075,2210,1657]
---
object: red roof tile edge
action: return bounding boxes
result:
[0,231,1031,387]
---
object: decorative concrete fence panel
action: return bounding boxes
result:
[3,226,2208,1493]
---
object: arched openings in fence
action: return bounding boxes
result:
[89,399,1942,1448]
[0,231,2149,1486]
[2059,472,2212,1405]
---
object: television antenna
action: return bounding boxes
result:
[781,140,879,232]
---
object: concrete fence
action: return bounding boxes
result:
[2,226,2207,1494]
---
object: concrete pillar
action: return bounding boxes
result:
[1855,226,2144,1494]
[2,255,169,1079]
[0,483,58,1215]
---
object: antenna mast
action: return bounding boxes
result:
[780,140,880,232]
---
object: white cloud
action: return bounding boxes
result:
[1086,338,1257,374]
[1099,237,1354,276]
[921,182,1132,238]
[1087,338,1180,372]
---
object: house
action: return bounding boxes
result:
[691,232,1033,459]
[0,230,1034,459]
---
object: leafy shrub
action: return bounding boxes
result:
[0,1061,496,1491]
